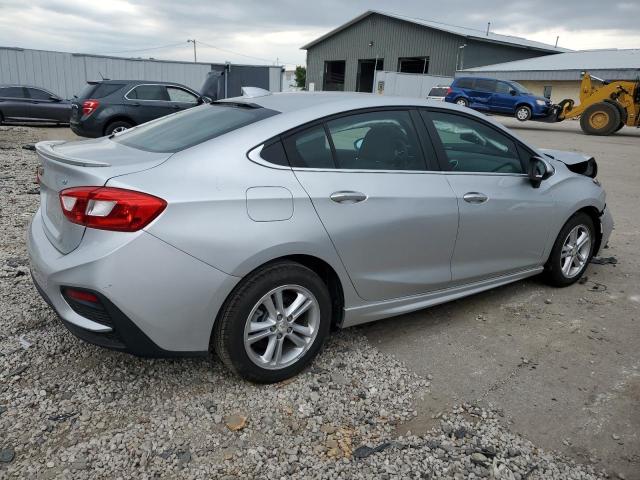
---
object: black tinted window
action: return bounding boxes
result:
[0,87,26,98]
[92,83,125,98]
[285,125,334,169]
[427,111,523,174]
[455,78,474,89]
[260,140,289,166]
[495,82,511,94]
[127,84,169,101]
[113,104,278,153]
[327,110,426,171]
[428,87,448,96]
[77,84,96,99]
[475,79,496,92]
[27,88,51,100]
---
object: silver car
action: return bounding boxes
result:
[28,90,613,383]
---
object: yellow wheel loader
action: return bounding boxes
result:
[555,72,640,135]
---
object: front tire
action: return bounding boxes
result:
[213,261,332,383]
[580,102,621,135]
[544,213,595,287]
[515,105,532,121]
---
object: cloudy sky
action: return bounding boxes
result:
[0,0,638,68]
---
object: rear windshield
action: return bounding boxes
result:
[428,87,448,96]
[76,83,125,99]
[76,84,96,99]
[113,104,279,153]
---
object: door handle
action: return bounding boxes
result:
[330,191,367,204]
[463,192,489,204]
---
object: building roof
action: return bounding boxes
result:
[301,10,569,53]
[458,49,640,81]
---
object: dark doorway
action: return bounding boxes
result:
[356,58,384,92]
[323,61,346,91]
[398,57,429,74]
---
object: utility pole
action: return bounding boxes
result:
[187,39,197,63]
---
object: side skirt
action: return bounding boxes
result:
[342,267,543,328]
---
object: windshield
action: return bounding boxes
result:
[509,81,531,94]
[113,104,279,153]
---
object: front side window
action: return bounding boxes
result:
[427,111,524,174]
[326,110,426,171]
[0,87,26,98]
[27,88,52,100]
[127,84,169,101]
[284,125,334,169]
[167,87,198,103]
[113,104,278,153]
[495,82,511,94]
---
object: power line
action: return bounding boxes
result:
[195,40,298,66]
[95,42,186,55]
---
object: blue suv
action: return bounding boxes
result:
[445,77,551,121]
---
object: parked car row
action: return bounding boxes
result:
[1,80,209,136]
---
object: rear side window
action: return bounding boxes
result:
[475,79,496,92]
[259,140,289,166]
[126,84,169,101]
[167,86,198,103]
[284,125,334,169]
[92,83,125,98]
[428,87,448,96]
[455,78,474,89]
[0,87,26,98]
[113,104,279,153]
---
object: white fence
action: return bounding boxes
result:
[373,71,453,98]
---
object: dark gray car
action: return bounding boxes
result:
[0,85,71,124]
[70,80,205,137]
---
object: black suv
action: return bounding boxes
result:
[0,85,71,124]
[70,80,205,137]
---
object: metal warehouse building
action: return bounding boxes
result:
[458,49,640,103]
[0,46,283,100]
[302,10,567,93]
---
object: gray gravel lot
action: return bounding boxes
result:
[0,124,621,479]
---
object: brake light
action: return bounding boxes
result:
[82,99,100,116]
[59,187,167,232]
[446,87,453,95]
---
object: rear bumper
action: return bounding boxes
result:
[70,119,102,138]
[28,209,240,355]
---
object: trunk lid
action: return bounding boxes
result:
[36,138,172,254]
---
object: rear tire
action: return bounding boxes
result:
[104,120,132,136]
[213,261,332,383]
[580,102,620,135]
[455,98,469,107]
[515,105,532,121]
[544,212,595,287]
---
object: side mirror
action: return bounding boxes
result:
[528,155,553,188]
[199,96,212,104]
[509,89,517,96]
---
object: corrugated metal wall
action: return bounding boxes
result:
[305,13,553,92]
[0,47,282,99]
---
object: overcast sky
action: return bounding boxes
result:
[0,0,638,68]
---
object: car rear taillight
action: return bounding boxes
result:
[59,187,167,232]
[82,99,100,116]
[446,87,453,95]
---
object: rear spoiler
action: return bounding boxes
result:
[35,141,111,167]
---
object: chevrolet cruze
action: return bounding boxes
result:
[28,89,613,383]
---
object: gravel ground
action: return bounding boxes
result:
[0,126,608,479]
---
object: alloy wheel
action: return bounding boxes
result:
[243,285,320,370]
[560,225,591,278]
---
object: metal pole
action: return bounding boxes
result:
[187,39,197,63]
[555,36,559,48]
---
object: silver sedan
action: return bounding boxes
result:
[28,89,613,382]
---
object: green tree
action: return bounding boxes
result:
[294,66,306,88]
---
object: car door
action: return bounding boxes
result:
[285,109,459,301]
[468,79,496,111]
[166,86,200,112]
[491,81,518,114]
[25,88,70,122]
[0,86,30,121]
[124,84,174,124]
[421,109,555,284]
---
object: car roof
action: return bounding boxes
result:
[88,80,191,86]
[220,91,469,115]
